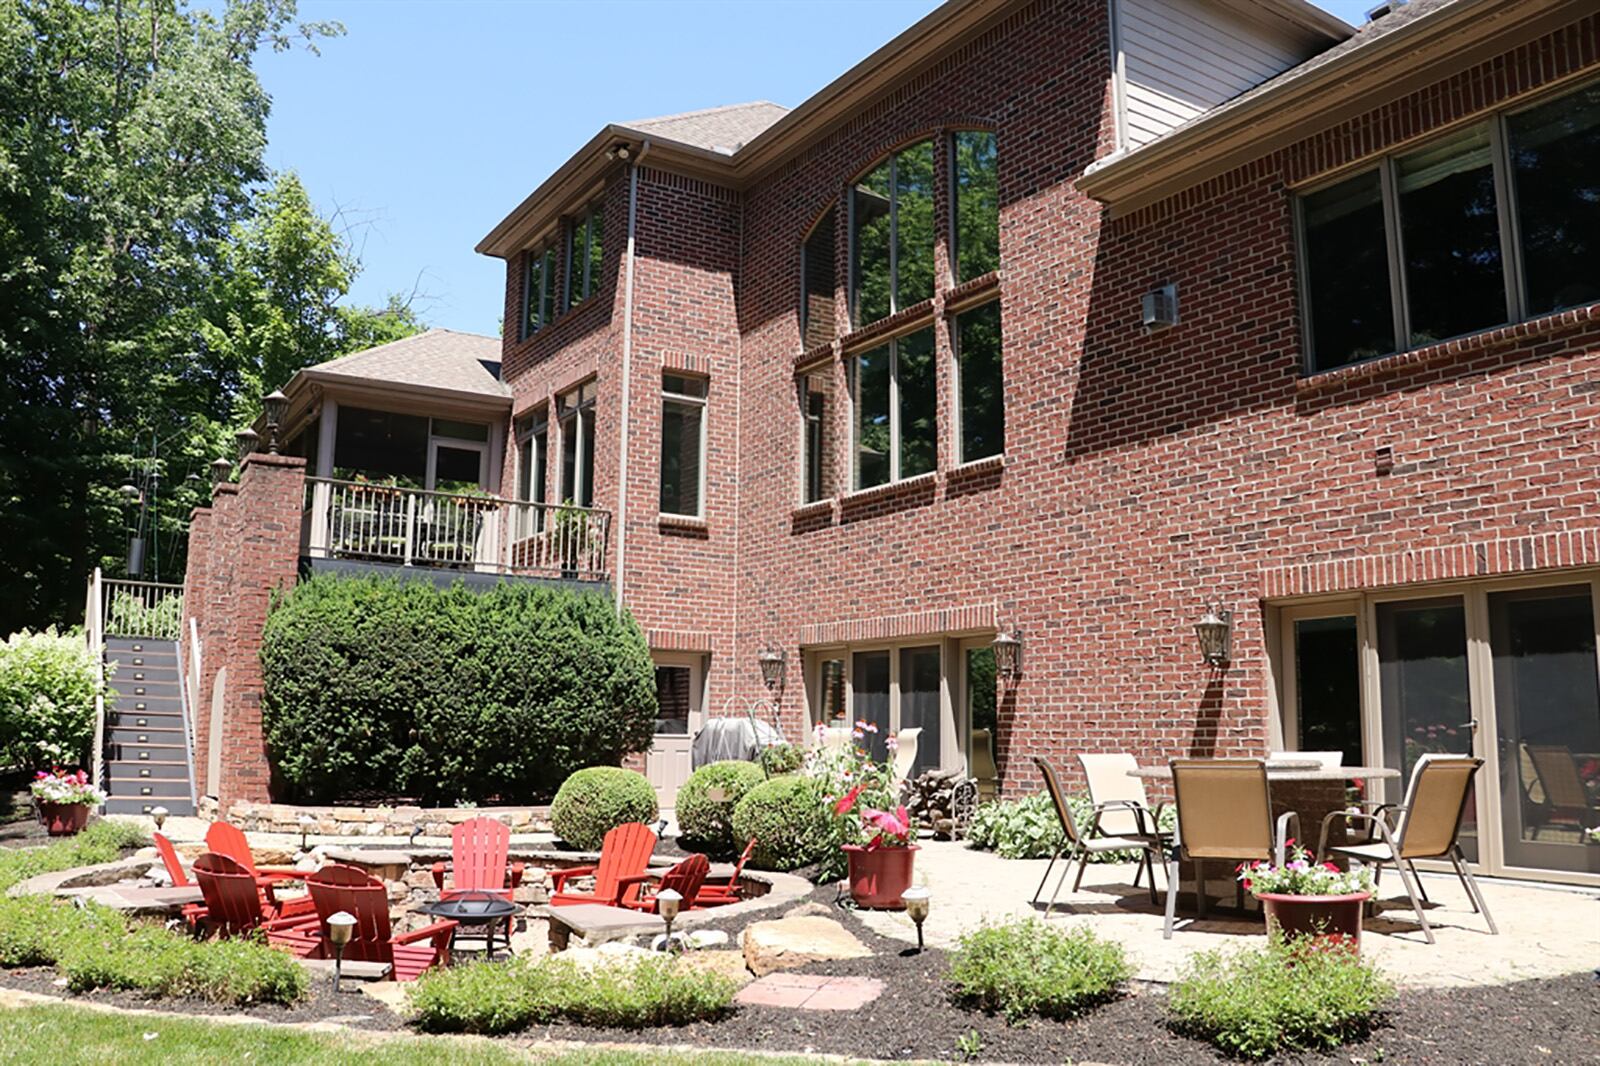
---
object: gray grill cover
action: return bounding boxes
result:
[691,716,784,769]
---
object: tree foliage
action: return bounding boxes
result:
[0,1,420,633]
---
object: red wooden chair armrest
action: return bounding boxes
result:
[274,894,317,920]
[261,911,323,936]
[395,919,458,956]
[546,865,597,891]
[509,861,525,890]
[431,861,448,891]
[612,872,662,910]
[255,866,303,881]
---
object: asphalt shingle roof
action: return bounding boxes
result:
[305,328,509,399]
[623,101,790,155]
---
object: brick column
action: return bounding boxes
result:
[189,485,235,798]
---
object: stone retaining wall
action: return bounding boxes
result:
[219,799,553,838]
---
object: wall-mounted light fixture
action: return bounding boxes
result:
[1194,605,1233,667]
[992,628,1022,679]
[757,644,787,694]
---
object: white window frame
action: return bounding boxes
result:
[520,245,557,340]
[848,331,936,489]
[659,373,708,519]
[557,381,596,508]
[803,639,958,774]
[565,204,604,311]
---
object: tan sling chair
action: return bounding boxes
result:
[1031,756,1163,916]
[1077,752,1171,889]
[1316,753,1496,945]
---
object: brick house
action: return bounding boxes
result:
[176,0,1599,886]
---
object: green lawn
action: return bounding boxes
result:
[0,1002,841,1065]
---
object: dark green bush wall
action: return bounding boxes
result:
[260,575,657,804]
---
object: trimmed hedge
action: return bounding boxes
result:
[675,760,766,855]
[731,774,837,872]
[260,575,657,805]
[0,627,104,771]
[550,766,658,849]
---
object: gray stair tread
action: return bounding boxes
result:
[101,637,193,814]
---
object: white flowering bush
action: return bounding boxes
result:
[0,628,105,771]
[30,768,105,807]
[1238,844,1375,897]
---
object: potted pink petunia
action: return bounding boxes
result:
[31,768,104,836]
[836,791,919,908]
[1239,841,1375,950]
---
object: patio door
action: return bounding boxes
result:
[648,653,704,808]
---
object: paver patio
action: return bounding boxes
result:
[733,973,884,1011]
[854,839,1600,988]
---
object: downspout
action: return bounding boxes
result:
[614,138,651,615]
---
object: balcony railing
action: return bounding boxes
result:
[301,478,611,582]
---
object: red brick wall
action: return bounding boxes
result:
[493,4,1600,798]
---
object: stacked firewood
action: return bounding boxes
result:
[901,766,967,838]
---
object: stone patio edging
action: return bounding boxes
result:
[220,799,553,838]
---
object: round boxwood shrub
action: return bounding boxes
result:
[676,760,765,855]
[260,575,657,805]
[730,774,837,872]
[550,767,659,850]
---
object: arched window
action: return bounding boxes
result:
[849,139,936,327]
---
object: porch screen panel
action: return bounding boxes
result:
[333,407,427,487]
[899,646,941,777]
[852,650,890,764]
[1488,585,1600,875]
[1376,597,1477,860]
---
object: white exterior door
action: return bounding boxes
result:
[647,653,704,808]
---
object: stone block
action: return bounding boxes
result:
[740,915,872,977]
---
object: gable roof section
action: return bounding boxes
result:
[622,101,790,155]
[297,329,510,404]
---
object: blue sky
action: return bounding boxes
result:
[257,1,1374,336]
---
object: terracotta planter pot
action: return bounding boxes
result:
[842,844,918,908]
[37,801,92,837]
[1256,890,1371,951]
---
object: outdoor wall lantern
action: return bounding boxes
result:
[991,629,1022,679]
[326,911,356,993]
[757,644,788,694]
[234,427,259,462]
[901,885,931,952]
[1194,605,1233,667]
[209,457,232,488]
[262,389,289,453]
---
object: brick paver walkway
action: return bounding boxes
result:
[734,973,884,1011]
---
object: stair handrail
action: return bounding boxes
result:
[85,567,106,791]
[173,614,201,808]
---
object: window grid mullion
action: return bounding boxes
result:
[888,154,899,317]
[889,339,901,483]
[1380,159,1409,353]
[1489,115,1526,323]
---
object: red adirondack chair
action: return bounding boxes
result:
[205,820,302,886]
[616,853,711,913]
[696,837,756,906]
[191,852,318,938]
[547,821,658,907]
[430,817,524,937]
[273,864,456,982]
[153,831,206,929]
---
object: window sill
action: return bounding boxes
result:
[945,271,1001,313]
[1297,301,1600,394]
[658,513,708,532]
[840,300,936,350]
[949,453,1005,476]
[791,499,835,519]
[840,471,938,506]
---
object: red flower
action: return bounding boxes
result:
[833,784,864,816]
[1323,862,1341,872]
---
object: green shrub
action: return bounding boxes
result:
[757,743,803,776]
[0,895,125,966]
[550,767,658,850]
[730,774,837,872]
[966,792,1174,861]
[675,760,766,855]
[947,919,1133,1024]
[410,954,736,1034]
[260,575,658,804]
[0,627,105,771]
[0,819,148,893]
[1168,936,1395,1059]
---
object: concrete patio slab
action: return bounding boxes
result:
[852,839,1600,989]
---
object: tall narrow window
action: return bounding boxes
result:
[952,130,999,282]
[659,374,707,517]
[800,364,835,503]
[521,247,557,338]
[850,326,937,489]
[955,300,1003,462]
[1507,82,1600,315]
[558,381,596,507]
[1301,171,1397,371]
[800,207,837,350]
[1396,125,1506,347]
[515,408,549,534]
[564,205,605,311]
[849,139,935,327]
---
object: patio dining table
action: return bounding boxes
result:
[1126,761,1401,918]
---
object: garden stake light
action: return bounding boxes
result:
[327,911,356,993]
[902,885,930,952]
[656,888,683,952]
[298,813,314,852]
[149,806,168,833]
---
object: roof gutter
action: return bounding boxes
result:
[1078,0,1585,216]
[613,138,652,615]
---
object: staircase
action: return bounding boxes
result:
[102,635,195,816]
[88,573,197,817]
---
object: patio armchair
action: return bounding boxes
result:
[1521,744,1590,840]
[430,816,525,938]
[191,852,318,939]
[1315,753,1496,945]
[616,853,712,913]
[1163,758,1299,940]
[152,831,206,930]
[205,820,303,887]
[272,863,457,981]
[547,821,658,907]
[1031,756,1164,918]
[1077,752,1170,888]
[696,837,756,905]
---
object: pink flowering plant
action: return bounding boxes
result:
[30,767,105,807]
[808,720,902,850]
[1237,842,1374,897]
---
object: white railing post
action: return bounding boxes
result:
[402,493,417,566]
[87,567,105,791]
[308,478,332,557]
